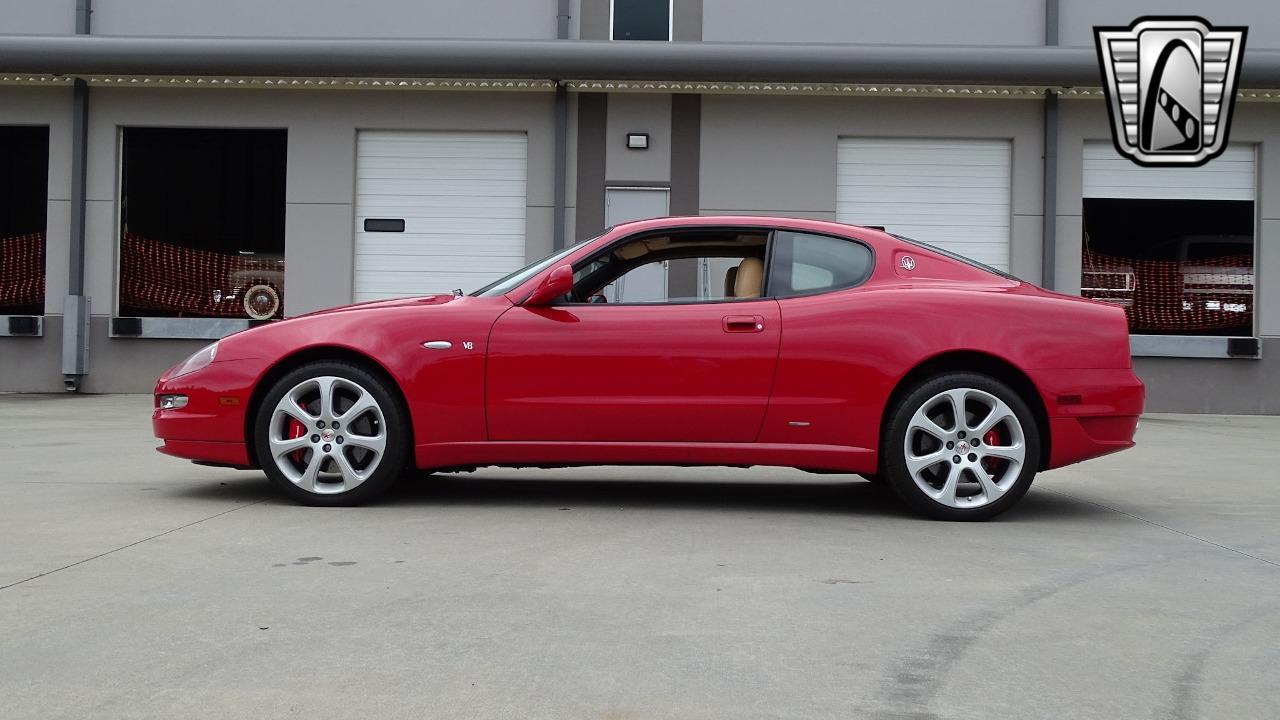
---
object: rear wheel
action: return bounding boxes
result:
[254,361,408,506]
[882,372,1040,521]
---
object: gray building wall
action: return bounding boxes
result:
[86,0,564,39]
[3,0,1279,411]
[698,95,1046,282]
[0,0,73,34]
[605,93,672,185]
[1,86,557,393]
[0,86,73,392]
[701,0,1043,45]
[1058,0,1280,48]
[1052,98,1280,413]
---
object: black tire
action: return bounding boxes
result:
[254,360,409,506]
[881,371,1041,521]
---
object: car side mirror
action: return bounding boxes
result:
[523,263,574,307]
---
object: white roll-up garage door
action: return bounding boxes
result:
[837,138,1012,271]
[354,130,527,301]
[1083,141,1255,200]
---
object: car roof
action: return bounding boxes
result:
[607,215,889,240]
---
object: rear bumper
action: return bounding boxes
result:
[1029,367,1146,469]
[1047,415,1139,468]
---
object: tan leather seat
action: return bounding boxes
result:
[734,257,764,298]
[723,266,739,297]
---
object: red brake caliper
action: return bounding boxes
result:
[288,418,308,465]
[982,429,1002,473]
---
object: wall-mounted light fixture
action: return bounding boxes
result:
[626,132,650,150]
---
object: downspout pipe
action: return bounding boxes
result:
[63,0,92,391]
[1041,0,1059,290]
[552,0,570,250]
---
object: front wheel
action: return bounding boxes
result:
[254,361,409,506]
[882,372,1041,521]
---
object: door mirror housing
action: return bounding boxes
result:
[523,263,574,306]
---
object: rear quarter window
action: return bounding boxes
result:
[769,230,874,297]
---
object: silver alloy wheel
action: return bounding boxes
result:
[268,375,387,494]
[903,387,1026,509]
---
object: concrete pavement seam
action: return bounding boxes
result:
[0,500,266,592]
[1037,487,1280,570]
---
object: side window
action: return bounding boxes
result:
[568,231,769,304]
[769,231,873,298]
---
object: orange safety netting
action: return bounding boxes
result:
[0,232,45,310]
[119,232,284,318]
[1082,249,1253,332]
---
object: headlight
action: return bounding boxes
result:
[159,394,188,410]
[171,342,218,378]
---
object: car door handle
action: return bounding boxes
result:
[723,315,765,333]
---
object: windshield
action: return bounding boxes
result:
[470,238,597,297]
[890,233,1019,281]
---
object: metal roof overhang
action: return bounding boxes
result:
[2,35,1280,92]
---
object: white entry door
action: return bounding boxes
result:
[603,187,669,302]
[353,130,527,301]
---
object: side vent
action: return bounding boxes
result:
[1226,337,1260,358]
[111,317,143,337]
[6,316,41,336]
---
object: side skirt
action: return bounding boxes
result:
[414,441,876,475]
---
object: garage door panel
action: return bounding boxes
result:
[356,179,527,197]
[355,195,528,211]
[838,138,1011,271]
[839,187,1011,203]
[357,168,529,183]
[1083,142,1254,201]
[355,130,528,299]
[1083,142,1254,200]
[355,236,526,258]
[839,204,1008,221]
[359,217,527,235]
[358,154,526,168]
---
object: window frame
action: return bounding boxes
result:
[556,226,877,307]
[764,229,878,301]
[559,226,772,306]
[111,125,289,338]
[0,123,50,320]
[609,0,674,42]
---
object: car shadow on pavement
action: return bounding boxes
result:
[388,472,1105,522]
[168,470,1105,521]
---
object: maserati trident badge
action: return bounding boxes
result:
[1095,17,1246,167]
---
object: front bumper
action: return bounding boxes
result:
[156,438,253,467]
[152,358,261,467]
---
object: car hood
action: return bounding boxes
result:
[295,293,460,318]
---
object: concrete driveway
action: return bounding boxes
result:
[1,393,1277,720]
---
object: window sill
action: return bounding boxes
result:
[0,315,43,337]
[1130,335,1260,359]
[110,317,253,340]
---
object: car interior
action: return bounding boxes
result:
[565,230,769,304]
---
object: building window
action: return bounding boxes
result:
[611,0,671,41]
[0,126,49,316]
[1080,142,1255,337]
[118,128,287,320]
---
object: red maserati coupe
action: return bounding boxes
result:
[153,216,1143,520]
